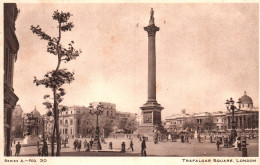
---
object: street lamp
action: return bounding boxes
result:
[89,102,104,150]
[225,97,241,144]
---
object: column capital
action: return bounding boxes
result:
[144,24,159,36]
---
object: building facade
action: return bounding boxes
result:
[59,102,117,138]
[4,3,20,156]
[165,92,258,135]
[11,105,24,138]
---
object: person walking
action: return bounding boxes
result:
[90,138,93,149]
[15,142,21,156]
[77,140,82,151]
[216,138,221,151]
[141,137,147,156]
[84,139,87,149]
[73,139,78,151]
[127,139,134,151]
[42,141,48,156]
[37,145,42,156]
[85,142,90,152]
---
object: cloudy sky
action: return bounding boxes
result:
[14,3,258,119]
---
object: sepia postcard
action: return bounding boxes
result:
[0,0,260,165]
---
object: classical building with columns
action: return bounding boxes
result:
[226,92,258,134]
[4,3,20,156]
[165,92,258,135]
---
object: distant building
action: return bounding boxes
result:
[165,92,258,134]
[91,102,116,117]
[11,105,24,138]
[59,102,117,138]
[58,102,138,138]
[165,109,191,132]
[59,105,89,138]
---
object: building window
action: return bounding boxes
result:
[65,120,68,125]
[60,120,62,124]
[107,111,109,116]
[71,129,72,134]
[70,119,73,125]
[71,111,72,114]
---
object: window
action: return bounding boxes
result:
[71,111,72,114]
[65,120,68,125]
[60,120,62,124]
[107,111,109,116]
[71,129,72,134]
[70,119,73,125]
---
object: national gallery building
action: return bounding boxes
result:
[165,92,258,135]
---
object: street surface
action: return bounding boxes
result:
[11,137,258,157]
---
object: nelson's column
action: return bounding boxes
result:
[138,8,164,138]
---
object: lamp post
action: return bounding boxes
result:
[89,102,104,150]
[225,97,241,144]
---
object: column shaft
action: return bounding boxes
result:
[148,36,156,102]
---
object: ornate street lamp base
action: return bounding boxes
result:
[231,129,237,144]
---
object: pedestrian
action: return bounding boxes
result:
[15,142,21,156]
[216,138,221,151]
[109,142,113,149]
[77,140,82,151]
[84,139,87,149]
[141,137,146,156]
[127,139,134,151]
[121,142,126,152]
[42,141,48,156]
[85,142,90,152]
[181,134,184,143]
[237,137,242,151]
[198,133,201,143]
[37,140,40,148]
[37,145,42,156]
[73,139,78,151]
[168,134,171,142]
[90,138,93,149]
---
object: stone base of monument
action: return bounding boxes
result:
[22,135,40,146]
[136,124,166,141]
[92,140,102,150]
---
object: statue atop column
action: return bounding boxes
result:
[149,8,155,25]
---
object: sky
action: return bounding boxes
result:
[13,3,258,119]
